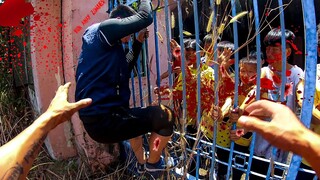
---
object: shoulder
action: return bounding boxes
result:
[290,65,304,79]
[82,23,101,42]
[84,23,100,34]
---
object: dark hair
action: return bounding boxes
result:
[203,34,221,45]
[240,56,257,65]
[249,51,264,61]
[110,4,137,19]
[184,39,203,50]
[217,41,234,51]
[240,51,264,65]
[264,28,296,64]
[263,28,295,46]
[203,34,212,45]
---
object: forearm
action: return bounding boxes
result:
[0,112,54,179]
[99,0,152,45]
[128,40,143,71]
[296,129,320,176]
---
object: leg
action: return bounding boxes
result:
[147,132,171,163]
[129,136,146,164]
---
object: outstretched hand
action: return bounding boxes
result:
[238,100,307,153]
[46,82,92,129]
[218,48,233,68]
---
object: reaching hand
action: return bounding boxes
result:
[137,28,149,43]
[229,107,242,123]
[46,82,92,129]
[170,39,180,52]
[218,48,233,68]
[238,100,307,153]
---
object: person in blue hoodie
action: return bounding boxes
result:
[75,0,174,177]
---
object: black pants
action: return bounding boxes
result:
[80,105,174,143]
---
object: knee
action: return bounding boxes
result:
[151,104,175,136]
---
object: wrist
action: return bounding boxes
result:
[136,39,144,43]
[299,129,320,159]
[35,111,58,131]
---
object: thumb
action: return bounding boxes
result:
[72,98,92,111]
[238,115,269,134]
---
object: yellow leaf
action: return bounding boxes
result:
[249,10,253,20]
[218,23,225,35]
[171,12,175,29]
[206,11,214,33]
[216,0,221,5]
[183,31,192,36]
[156,32,164,43]
[229,11,248,24]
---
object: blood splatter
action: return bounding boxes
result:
[34,14,41,21]
[12,29,23,37]
[153,137,161,151]
[0,0,34,26]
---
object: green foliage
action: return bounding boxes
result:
[0,27,32,146]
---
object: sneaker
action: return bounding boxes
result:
[145,158,166,178]
[135,161,145,174]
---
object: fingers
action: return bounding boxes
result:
[62,82,71,94]
[54,82,71,100]
[72,98,92,112]
[229,107,241,123]
[56,82,70,93]
[238,115,269,135]
[244,100,283,117]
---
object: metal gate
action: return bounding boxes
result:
[110,0,319,179]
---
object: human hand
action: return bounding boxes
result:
[209,105,222,121]
[229,107,242,123]
[218,48,233,68]
[170,39,180,52]
[238,100,307,153]
[137,28,149,43]
[230,129,242,141]
[45,82,92,129]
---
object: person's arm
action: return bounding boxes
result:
[238,100,320,176]
[0,83,92,179]
[99,0,153,46]
[127,28,149,72]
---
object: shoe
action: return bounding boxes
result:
[135,161,145,174]
[145,158,166,178]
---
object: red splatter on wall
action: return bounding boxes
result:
[0,0,34,26]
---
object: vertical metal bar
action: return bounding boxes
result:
[144,41,153,104]
[210,1,218,179]
[136,54,144,107]
[162,1,174,173]
[268,0,286,175]
[153,10,162,104]
[176,0,188,175]
[131,71,137,107]
[132,32,144,107]
[278,0,286,104]
[128,41,137,107]
[245,0,261,179]
[192,0,202,178]
[226,0,240,179]
[164,0,173,96]
[287,0,317,178]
